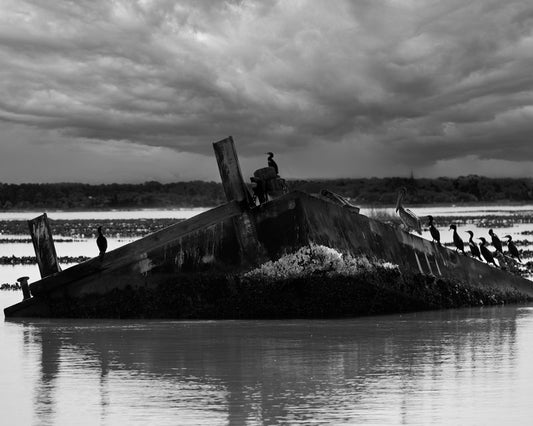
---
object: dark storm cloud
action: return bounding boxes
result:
[0,0,532,181]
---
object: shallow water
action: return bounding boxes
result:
[0,208,208,221]
[360,204,533,217]
[2,301,533,425]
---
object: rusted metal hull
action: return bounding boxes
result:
[4,190,533,318]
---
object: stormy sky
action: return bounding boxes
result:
[0,0,532,183]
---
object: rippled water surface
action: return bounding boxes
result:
[2,302,533,425]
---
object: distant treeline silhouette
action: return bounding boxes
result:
[0,181,226,210]
[0,176,532,209]
[289,176,533,205]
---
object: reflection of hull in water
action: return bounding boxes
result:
[11,308,520,424]
[4,136,533,318]
[5,190,533,318]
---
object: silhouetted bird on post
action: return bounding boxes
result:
[97,226,107,260]
[466,230,482,260]
[266,152,279,175]
[395,187,421,234]
[488,229,503,255]
[427,215,441,245]
[504,235,522,263]
[479,237,498,267]
[449,224,465,254]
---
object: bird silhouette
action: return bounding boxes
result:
[449,224,466,254]
[427,215,441,245]
[504,235,522,263]
[266,152,279,175]
[479,237,498,267]
[395,187,422,234]
[488,229,503,255]
[466,231,482,260]
[97,226,108,260]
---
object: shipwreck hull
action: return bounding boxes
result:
[4,136,533,318]
[5,189,533,318]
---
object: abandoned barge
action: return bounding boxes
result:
[4,137,533,318]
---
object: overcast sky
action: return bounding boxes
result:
[0,0,532,183]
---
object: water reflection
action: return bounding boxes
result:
[5,306,533,425]
[34,323,61,425]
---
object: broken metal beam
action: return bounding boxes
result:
[28,213,62,278]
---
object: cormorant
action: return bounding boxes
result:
[266,152,279,175]
[449,224,466,254]
[427,215,441,245]
[478,237,498,267]
[97,226,108,260]
[488,229,503,255]
[466,230,482,260]
[504,235,522,263]
[395,187,422,234]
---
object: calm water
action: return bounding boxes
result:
[2,299,533,425]
[2,206,533,425]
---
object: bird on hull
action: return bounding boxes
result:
[504,235,522,263]
[488,229,504,255]
[449,224,466,254]
[427,215,441,245]
[479,237,498,267]
[466,231,482,260]
[266,152,279,175]
[395,187,421,234]
[97,226,108,261]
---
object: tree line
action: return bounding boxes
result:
[289,175,533,205]
[0,175,532,210]
[0,181,226,210]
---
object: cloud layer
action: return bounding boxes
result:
[0,0,532,182]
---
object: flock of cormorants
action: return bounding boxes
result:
[396,187,523,267]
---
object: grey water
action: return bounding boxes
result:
[2,303,533,425]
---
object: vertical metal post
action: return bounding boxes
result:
[213,136,254,208]
[213,136,267,264]
[28,213,62,278]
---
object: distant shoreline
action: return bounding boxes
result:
[1,176,532,210]
[1,201,533,214]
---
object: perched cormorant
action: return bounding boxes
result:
[488,229,503,255]
[478,237,498,267]
[97,226,107,260]
[449,224,466,254]
[427,215,441,245]
[466,230,482,260]
[395,187,422,234]
[504,235,522,263]
[267,152,279,175]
